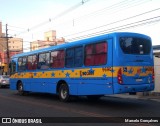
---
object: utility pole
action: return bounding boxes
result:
[5,24,12,75]
[6,24,9,75]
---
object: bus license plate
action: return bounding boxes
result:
[136,79,142,82]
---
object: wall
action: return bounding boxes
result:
[154,56,160,92]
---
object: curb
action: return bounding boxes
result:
[106,94,160,102]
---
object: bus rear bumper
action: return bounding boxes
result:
[113,83,154,94]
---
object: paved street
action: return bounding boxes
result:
[0,88,160,126]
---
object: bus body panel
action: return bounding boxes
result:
[77,38,113,95]
[112,33,154,94]
[113,83,154,94]
[10,32,154,97]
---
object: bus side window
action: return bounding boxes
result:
[74,47,83,67]
[18,57,27,71]
[95,42,107,65]
[32,55,37,70]
[85,42,107,66]
[18,57,22,70]
[38,52,50,69]
[27,55,37,70]
[10,61,16,75]
[65,46,83,68]
[66,48,74,67]
[50,50,65,68]
[27,56,32,70]
[85,44,94,66]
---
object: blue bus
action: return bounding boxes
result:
[10,32,154,102]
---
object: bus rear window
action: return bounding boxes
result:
[120,37,151,55]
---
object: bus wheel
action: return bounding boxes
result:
[17,82,24,96]
[59,83,70,102]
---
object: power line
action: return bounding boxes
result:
[3,1,160,51]
[7,25,25,30]
[65,15,160,42]
[14,14,160,51]
[21,16,160,52]
[13,0,152,41]
[74,0,149,23]
[11,0,142,37]
[21,15,160,51]
[14,0,90,36]
[63,7,160,38]
[49,0,148,30]
[9,0,150,39]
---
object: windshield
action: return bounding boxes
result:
[120,37,151,55]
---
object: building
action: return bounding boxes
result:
[153,45,160,93]
[0,22,23,74]
[30,30,65,51]
[153,45,160,57]
[8,37,23,59]
[44,30,56,41]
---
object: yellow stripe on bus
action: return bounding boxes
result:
[10,66,153,79]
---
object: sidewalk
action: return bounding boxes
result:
[107,92,160,102]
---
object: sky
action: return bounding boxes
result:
[0,0,160,51]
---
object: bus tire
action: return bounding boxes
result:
[17,82,25,96]
[59,83,70,102]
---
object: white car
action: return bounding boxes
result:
[0,75,10,88]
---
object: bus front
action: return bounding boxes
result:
[113,32,154,94]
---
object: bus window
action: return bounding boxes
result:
[85,42,107,66]
[38,52,50,69]
[32,55,37,69]
[10,61,16,75]
[120,37,151,55]
[75,47,83,67]
[27,55,37,70]
[50,50,65,68]
[65,46,83,67]
[18,57,27,71]
[66,48,74,67]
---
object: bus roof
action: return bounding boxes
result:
[11,32,151,59]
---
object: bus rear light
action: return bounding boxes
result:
[117,68,123,84]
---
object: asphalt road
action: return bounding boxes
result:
[0,88,159,126]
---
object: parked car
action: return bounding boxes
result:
[0,75,10,88]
